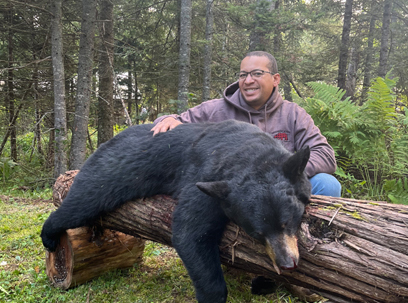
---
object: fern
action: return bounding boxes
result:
[307,82,348,102]
[390,113,408,177]
[364,77,397,132]
[303,82,367,158]
[298,78,408,203]
[383,178,408,205]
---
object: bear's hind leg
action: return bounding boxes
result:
[172,197,229,303]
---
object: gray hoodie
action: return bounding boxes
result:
[154,81,336,178]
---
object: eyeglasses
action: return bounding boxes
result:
[237,69,274,80]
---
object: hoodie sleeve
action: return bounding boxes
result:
[293,106,337,178]
[154,99,224,124]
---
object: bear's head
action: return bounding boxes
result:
[196,146,311,274]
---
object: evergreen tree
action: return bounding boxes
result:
[69,0,97,169]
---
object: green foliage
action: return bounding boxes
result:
[163,99,186,116]
[298,82,364,157]
[0,131,52,189]
[0,158,18,182]
[296,77,408,202]
[159,93,198,117]
[383,178,408,205]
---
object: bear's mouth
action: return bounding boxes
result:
[280,258,298,270]
[265,235,300,275]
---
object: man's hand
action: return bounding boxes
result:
[151,117,183,136]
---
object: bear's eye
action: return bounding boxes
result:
[251,231,264,242]
[298,193,310,204]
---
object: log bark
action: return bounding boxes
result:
[50,171,408,302]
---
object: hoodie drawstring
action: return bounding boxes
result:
[264,110,267,132]
[247,109,267,132]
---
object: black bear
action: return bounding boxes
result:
[41,120,311,303]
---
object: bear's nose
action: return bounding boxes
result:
[280,257,298,270]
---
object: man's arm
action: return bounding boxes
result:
[293,108,337,178]
[305,143,337,178]
[151,99,222,135]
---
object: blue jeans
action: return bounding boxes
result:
[309,173,341,197]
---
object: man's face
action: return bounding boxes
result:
[239,56,281,110]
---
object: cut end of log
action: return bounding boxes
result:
[45,227,145,289]
[45,231,73,289]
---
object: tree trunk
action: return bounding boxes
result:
[202,0,214,102]
[249,0,275,51]
[337,0,353,92]
[283,80,293,102]
[33,56,43,157]
[378,0,393,78]
[97,0,114,146]
[51,171,408,303]
[46,114,55,171]
[283,72,303,99]
[7,8,17,162]
[177,0,192,113]
[30,11,43,159]
[51,0,68,179]
[69,0,97,170]
[345,47,359,100]
[0,103,23,158]
[272,0,281,55]
[361,3,377,104]
[389,9,397,73]
[127,58,132,117]
[134,69,140,125]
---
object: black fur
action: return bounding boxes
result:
[41,120,311,303]
[251,276,278,295]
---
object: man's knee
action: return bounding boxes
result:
[309,173,341,197]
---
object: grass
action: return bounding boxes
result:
[0,188,307,303]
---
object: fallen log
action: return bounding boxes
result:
[45,226,145,289]
[48,171,408,302]
[46,171,145,289]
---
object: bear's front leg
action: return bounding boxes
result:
[172,194,229,303]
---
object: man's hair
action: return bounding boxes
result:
[244,51,278,74]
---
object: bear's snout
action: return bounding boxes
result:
[280,257,298,270]
[265,234,300,274]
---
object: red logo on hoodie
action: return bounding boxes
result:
[274,133,288,141]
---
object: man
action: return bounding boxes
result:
[152,51,341,197]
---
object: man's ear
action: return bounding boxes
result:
[196,181,230,200]
[282,146,310,183]
[273,73,281,87]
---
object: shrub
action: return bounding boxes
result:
[295,77,408,203]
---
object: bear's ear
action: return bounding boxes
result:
[282,146,310,183]
[196,181,230,200]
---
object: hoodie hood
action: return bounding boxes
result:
[224,81,284,113]
[223,81,284,127]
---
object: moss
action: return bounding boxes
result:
[343,210,367,221]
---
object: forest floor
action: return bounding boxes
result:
[0,192,310,303]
